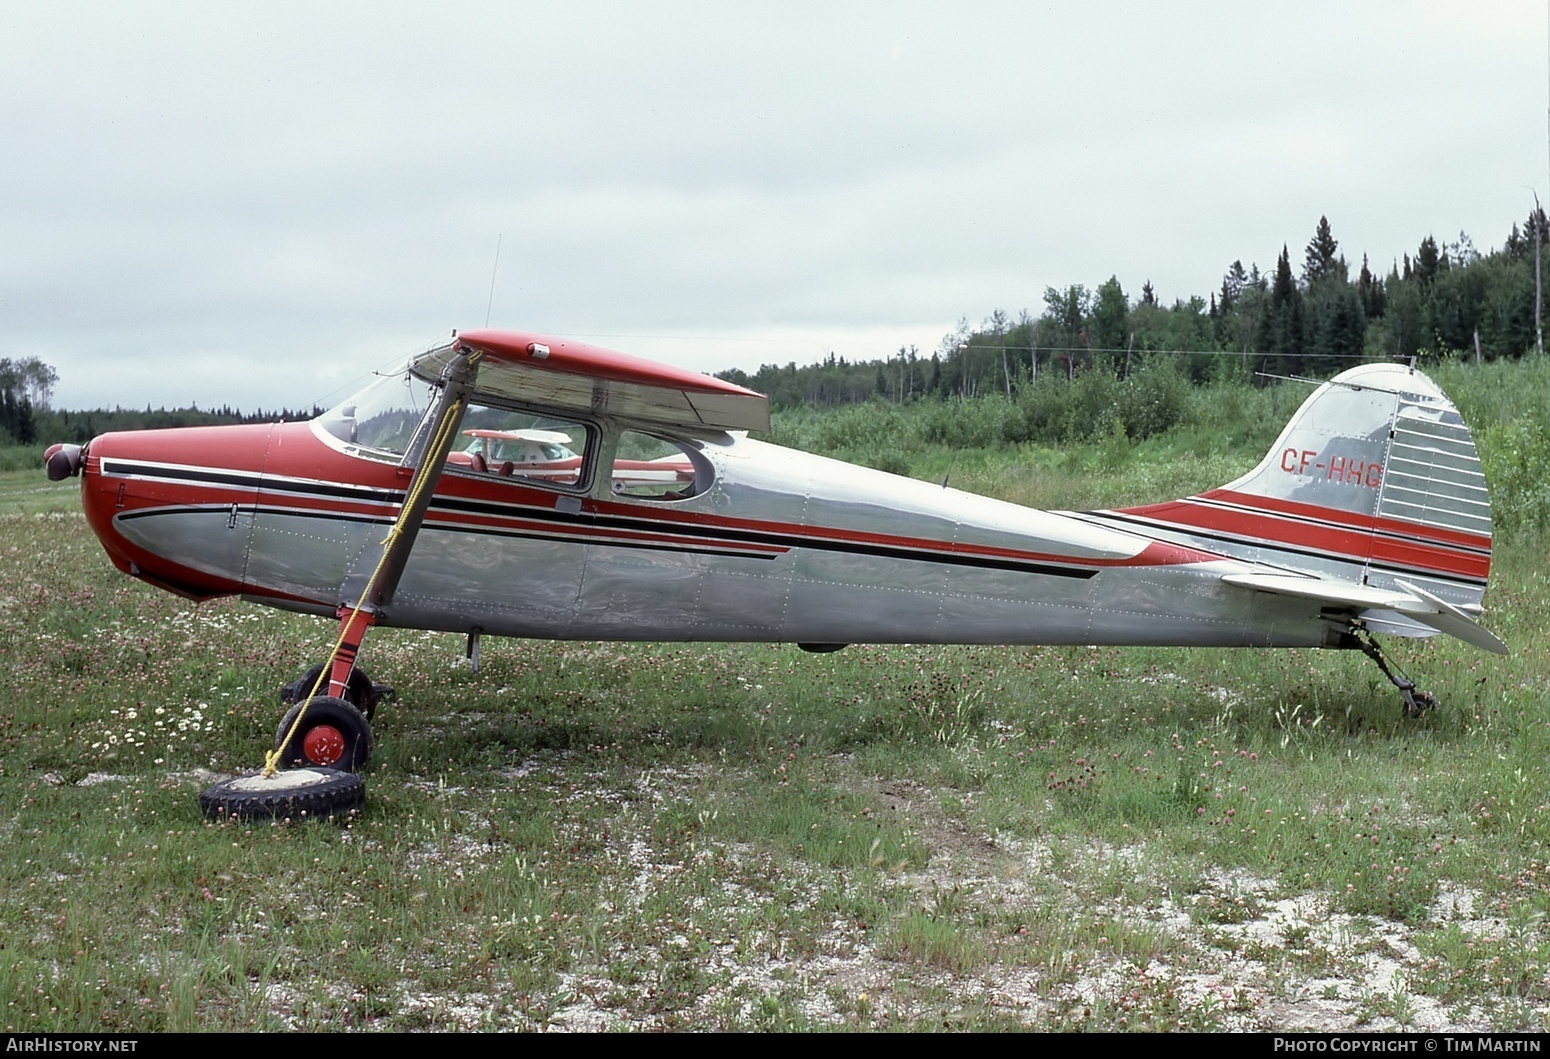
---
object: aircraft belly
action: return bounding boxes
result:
[773,559,1327,647]
[1082,565,1327,648]
[680,565,789,638]
[551,538,1330,648]
[775,548,949,640]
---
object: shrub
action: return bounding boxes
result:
[1476,413,1550,532]
[1114,358,1190,440]
[0,445,44,472]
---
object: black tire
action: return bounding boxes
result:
[199,767,365,821]
[274,696,373,772]
[279,664,387,720]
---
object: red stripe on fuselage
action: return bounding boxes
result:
[570,495,1224,571]
[1200,488,1490,551]
[1114,491,1489,581]
[422,507,789,556]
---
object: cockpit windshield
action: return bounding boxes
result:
[314,369,436,458]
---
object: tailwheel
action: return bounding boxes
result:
[199,767,365,821]
[1352,624,1439,717]
[279,663,393,720]
[274,696,373,772]
[1402,688,1439,718]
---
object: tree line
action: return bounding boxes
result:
[0,361,322,448]
[718,212,1550,408]
[6,210,1544,442]
[0,357,59,446]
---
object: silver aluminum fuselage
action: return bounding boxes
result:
[201,425,1324,649]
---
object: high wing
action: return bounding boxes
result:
[412,329,771,433]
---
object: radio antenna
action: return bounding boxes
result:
[484,234,502,327]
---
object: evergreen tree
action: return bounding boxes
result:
[1091,277,1130,353]
[1303,216,1340,285]
[1305,278,1366,376]
[1357,254,1385,319]
[1415,236,1442,285]
[1223,260,1248,302]
[1214,261,1265,364]
[1375,264,1425,361]
[1258,246,1305,376]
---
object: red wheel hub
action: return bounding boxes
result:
[302,724,346,766]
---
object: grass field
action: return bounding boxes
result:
[3,371,1550,1031]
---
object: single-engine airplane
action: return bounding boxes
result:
[44,330,1505,815]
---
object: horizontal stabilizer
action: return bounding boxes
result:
[1221,572,1414,610]
[1392,579,1509,655]
[1221,572,1507,655]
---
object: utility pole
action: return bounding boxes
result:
[1537,192,1545,357]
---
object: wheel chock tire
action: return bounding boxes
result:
[199,767,365,821]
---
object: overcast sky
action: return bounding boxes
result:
[2,1,1545,411]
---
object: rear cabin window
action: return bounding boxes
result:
[610,431,711,501]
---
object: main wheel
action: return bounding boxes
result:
[274,696,373,772]
[279,664,389,720]
[199,767,365,821]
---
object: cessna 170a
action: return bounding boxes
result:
[44,330,1504,816]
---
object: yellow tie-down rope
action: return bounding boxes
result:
[263,392,469,777]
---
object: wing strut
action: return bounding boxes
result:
[266,350,480,775]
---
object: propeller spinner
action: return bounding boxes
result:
[44,443,82,481]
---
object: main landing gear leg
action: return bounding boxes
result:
[327,606,375,704]
[271,607,381,772]
[279,661,393,721]
[1352,624,1438,717]
[201,347,481,821]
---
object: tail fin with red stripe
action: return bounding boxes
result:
[1110,362,1497,647]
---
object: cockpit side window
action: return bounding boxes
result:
[449,404,594,490]
[610,431,712,501]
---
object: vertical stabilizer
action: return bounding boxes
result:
[1106,363,1492,618]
